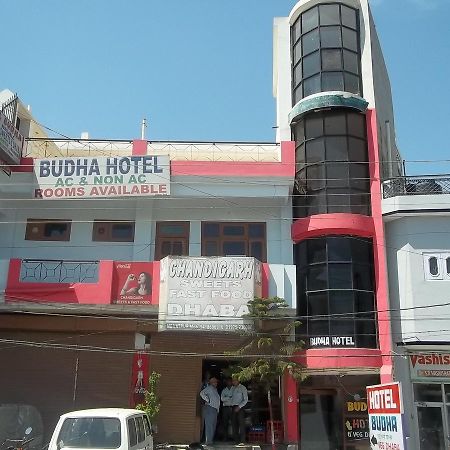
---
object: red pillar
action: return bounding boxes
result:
[283,371,299,443]
[366,109,394,383]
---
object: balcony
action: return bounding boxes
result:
[382,175,450,198]
[1,258,296,312]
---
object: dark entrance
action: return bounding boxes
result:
[201,360,282,444]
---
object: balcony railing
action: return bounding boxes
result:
[24,138,281,162]
[19,259,99,283]
[382,175,450,199]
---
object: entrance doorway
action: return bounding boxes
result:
[201,359,281,443]
[413,383,448,450]
[300,390,340,450]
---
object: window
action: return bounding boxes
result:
[293,110,370,217]
[135,416,145,443]
[296,236,377,349]
[25,219,71,241]
[201,222,266,262]
[429,257,439,276]
[422,253,450,280]
[143,415,151,437]
[291,3,361,104]
[57,417,121,449]
[92,221,135,242]
[127,418,137,447]
[155,221,189,260]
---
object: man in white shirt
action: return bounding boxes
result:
[231,377,248,444]
[200,377,220,445]
[220,377,234,441]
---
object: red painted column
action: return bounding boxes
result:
[283,371,299,443]
[366,108,394,383]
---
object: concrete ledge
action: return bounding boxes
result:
[289,92,368,124]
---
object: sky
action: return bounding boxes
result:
[2,0,450,174]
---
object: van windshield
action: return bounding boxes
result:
[58,418,121,449]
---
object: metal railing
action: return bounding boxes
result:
[382,175,450,199]
[23,138,281,162]
[19,259,99,283]
[0,93,18,124]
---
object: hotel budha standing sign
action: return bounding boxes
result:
[33,155,170,199]
[366,382,405,450]
[158,256,262,332]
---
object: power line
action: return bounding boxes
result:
[4,294,450,322]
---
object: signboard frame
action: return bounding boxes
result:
[366,382,405,450]
[409,352,450,381]
[33,155,170,199]
[158,256,262,332]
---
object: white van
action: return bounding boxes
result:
[48,409,153,450]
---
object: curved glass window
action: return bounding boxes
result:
[291,3,361,104]
[296,236,377,349]
[293,109,370,217]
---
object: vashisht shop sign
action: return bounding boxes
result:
[33,155,170,199]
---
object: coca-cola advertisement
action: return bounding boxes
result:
[113,262,153,305]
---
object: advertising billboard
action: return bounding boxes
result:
[112,262,153,305]
[33,155,170,199]
[158,256,262,332]
[409,352,450,381]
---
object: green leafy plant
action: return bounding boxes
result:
[229,297,306,449]
[136,371,161,422]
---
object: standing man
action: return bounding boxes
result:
[220,377,234,441]
[231,377,248,444]
[200,377,220,445]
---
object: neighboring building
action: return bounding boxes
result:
[383,177,450,450]
[273,0,402,448]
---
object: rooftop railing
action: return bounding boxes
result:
[382,175,450,199]
[23,138,281,162]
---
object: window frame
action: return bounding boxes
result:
[296,236,377,349]
[201,222,267,262]
[291,2,362,104]
[293,110,370,218]
[92,220,135,242]
[423,253,446,280]
[155,221,190,260]
[127,418,138,447]
[25,219,72,242]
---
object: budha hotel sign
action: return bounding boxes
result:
[158,256,262,332]
[33,155,170,199]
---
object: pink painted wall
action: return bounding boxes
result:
[366,108,394,383]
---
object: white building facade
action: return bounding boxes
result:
[383,179,450,450]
